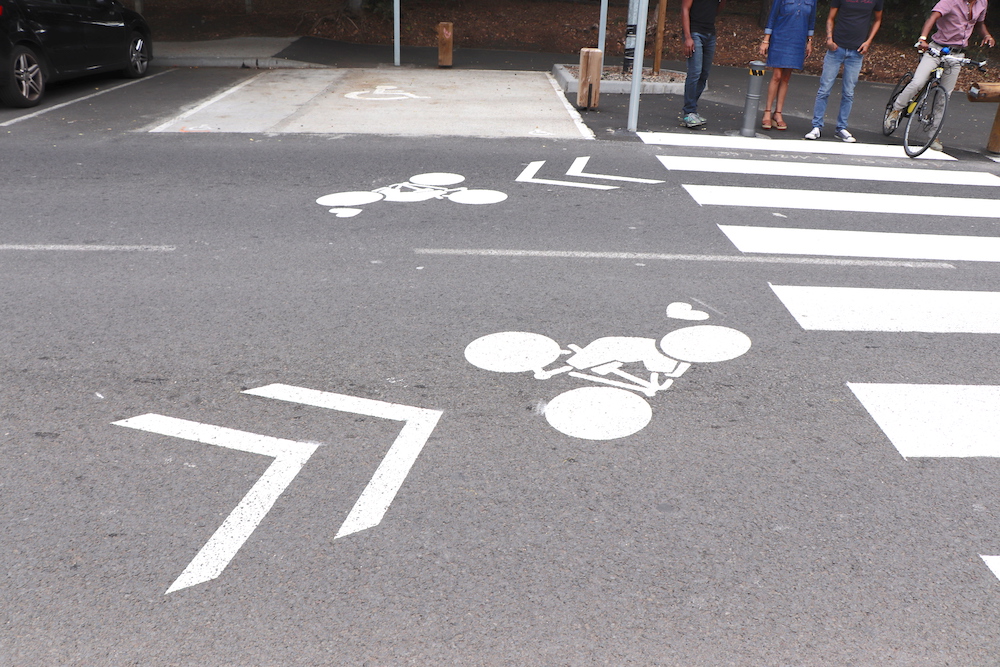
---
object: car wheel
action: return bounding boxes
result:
[0,45,45,108]
[123,31,150,78]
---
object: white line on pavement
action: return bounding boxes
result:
[243,384,442,539]
[413,247,952,268]
[0,244,174,252]
[568,156,664,183]
[112,414,319,594]
[847,383,1000,458]
[771,284,1000,332]
[685,184,1000,218]
[0,71,172,127]
[658,155,1000,186]
[149,72,262,133]
[516,161,618,189]
[719,225,1000,262]
[637,131,956,159]
[545,73,595,140]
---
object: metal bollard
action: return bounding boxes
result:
[741,61,767,137]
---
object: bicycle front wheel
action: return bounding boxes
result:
[883,71,912,136]
[903,84,948,157]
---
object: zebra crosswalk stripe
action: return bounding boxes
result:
[657,155,1000,186]
[685,184,1000,218]
[638,131,956,160]
[719,225,1000,262]
[770,284,1000,333]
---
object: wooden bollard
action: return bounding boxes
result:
[967,82,1000,153]
[438,22,453,68]
[577,48,603,110]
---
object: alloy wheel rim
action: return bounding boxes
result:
[14,54,42,101]
[130,38,148,74]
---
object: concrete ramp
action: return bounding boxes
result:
[151,68,593,139]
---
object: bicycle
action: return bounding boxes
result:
[883,45,987,157]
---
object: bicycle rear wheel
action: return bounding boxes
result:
[903,84,948,157]
[883,71,912,136]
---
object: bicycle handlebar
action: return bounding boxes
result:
[912,43,988,69]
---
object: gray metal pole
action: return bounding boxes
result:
[626,0,650,132]
[394,0,401,66]
[623,0,639,73]
[598,0,609,55]
[740,61,767,137]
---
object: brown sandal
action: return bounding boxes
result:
[774,111,787,130]
[761,110,772,130]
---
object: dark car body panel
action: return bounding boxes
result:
[0,0,150,86]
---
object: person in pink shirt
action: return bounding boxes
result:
[884,0,995,151]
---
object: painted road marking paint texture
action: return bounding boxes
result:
[668,142,1000,584]
[639,131,956,159]
[151,69,591,138]
[114,384,441,593]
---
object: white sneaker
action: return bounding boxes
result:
[804,127,821,140]
[834,128,856,143]
[931,138,944,151]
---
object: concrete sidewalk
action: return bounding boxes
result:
[152,36,1000,157]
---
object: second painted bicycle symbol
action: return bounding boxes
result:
[465,304,751,440]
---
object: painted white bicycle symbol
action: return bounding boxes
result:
[316,172,508,218]
[465,307,751,440]
[344,85,430,101]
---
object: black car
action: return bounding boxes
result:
[0,0,151,107]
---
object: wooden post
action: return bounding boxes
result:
[966,83,1000,153]
[438,22,453,68]
[577,48,603,109]
[653,0,668,75]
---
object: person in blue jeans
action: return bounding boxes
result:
[805,0,884,142]
[680,0,725,128]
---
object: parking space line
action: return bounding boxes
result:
[0,244,174,251]
[149,72,262,133]
[413,247,952,268]
[0,71,172,127]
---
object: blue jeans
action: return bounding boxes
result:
[811,47,864,131]
[683,32,716,115]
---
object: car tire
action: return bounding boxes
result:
[0,45,45,108]
[122,31,150,78]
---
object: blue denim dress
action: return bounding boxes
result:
[764,0,817,70]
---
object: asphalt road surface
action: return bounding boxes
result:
[3,66,1000,666]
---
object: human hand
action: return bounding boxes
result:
[858,40,870,54]
[827,38,838,52]
[806,40,813,57]
[984,34,996,48]
[759,40,769,57]
[684,37,695,58]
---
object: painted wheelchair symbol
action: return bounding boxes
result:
[316,172,508,218]
[344,85,430,101]
[465,313,751,440]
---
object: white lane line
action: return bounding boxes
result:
[243,383,442,539]
[545,72,595,140]
[988,155,1000,163]
[771,284,1000,332]
[567,156,664,183]
[0,244,174,252]
[414,247,952,268]
[685,184,1000,218]
[719,225,1000,262]
[112,414,319,594]
[0,71,172,127]
[637,131,956,160]
[516,161,618,190]
[149,73,262,133]
[847,383,1000,458]
[981,556,1000,580]
[658,155,1000,186]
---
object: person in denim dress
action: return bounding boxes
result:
[680,0,725,128]
[759,0,818,130]
[805,0,883,142]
